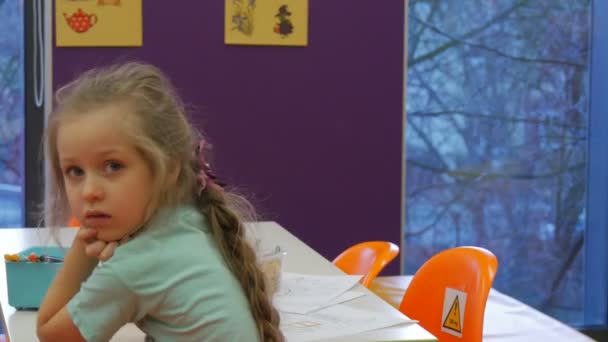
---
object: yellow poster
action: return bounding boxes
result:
[56,0,142,47]
[225,0,308,46]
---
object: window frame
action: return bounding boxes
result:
[23,0,49,227]
[584,0,608,328]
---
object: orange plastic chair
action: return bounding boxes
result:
[398,246,498,342]
[68,217,80,228]
[332,241,399,288]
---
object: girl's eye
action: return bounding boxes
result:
[105,160,124,173]
[65,166,84,178]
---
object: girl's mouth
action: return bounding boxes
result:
[83,211,112,227]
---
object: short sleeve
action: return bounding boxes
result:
[67,263,139,342]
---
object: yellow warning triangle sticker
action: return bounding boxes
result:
[442,296,462,333]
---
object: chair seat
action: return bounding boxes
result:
[369,275,411,308]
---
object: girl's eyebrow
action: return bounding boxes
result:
[59,156,78,165]
[59,148,125,164]
[96,148,124,156]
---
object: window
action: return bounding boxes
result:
[0,0,48,229]
[404,0,604,326]
[0,0,25,227]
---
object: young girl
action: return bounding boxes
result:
[36,62,283,341]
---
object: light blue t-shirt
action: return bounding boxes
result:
[67,205,260,342]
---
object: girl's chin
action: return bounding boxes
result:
[95,231,124,242]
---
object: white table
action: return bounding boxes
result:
[370,276,595,342]
[1,223,437,342]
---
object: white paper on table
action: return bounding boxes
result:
[318,290,366,311]
[280,303,417,342]
[278,290,366,314]
[273,273,363,314]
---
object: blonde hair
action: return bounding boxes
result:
[45,62,283,341]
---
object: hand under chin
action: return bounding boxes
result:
[95,230,124,243]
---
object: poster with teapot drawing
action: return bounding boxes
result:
[225,0,308,46]
[56,0,142,47]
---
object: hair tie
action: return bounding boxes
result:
[196,139,225,195]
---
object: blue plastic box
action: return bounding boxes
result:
[5,246,67,309]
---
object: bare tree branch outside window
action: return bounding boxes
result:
[0,0,25,227]
[405,0,589,324]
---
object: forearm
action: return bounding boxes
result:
[37,235,98,328]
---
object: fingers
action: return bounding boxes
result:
[78,227,119,262]
[85,240,107,257]
[77,227,98,243]
[98,241,118,261]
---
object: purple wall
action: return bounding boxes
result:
[53,1,405,274]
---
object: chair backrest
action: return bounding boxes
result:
[398,246,498,342]
[332,241,399,288]
[68,217,80,228]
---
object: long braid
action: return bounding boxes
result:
[197,187,284,342]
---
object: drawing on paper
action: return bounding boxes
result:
[286,320,321,329]
[273,5,294,37]
[97,0,121,5]
[63,8,97,33]
[231,0,256,36]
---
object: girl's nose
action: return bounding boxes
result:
[82,176,104,202]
